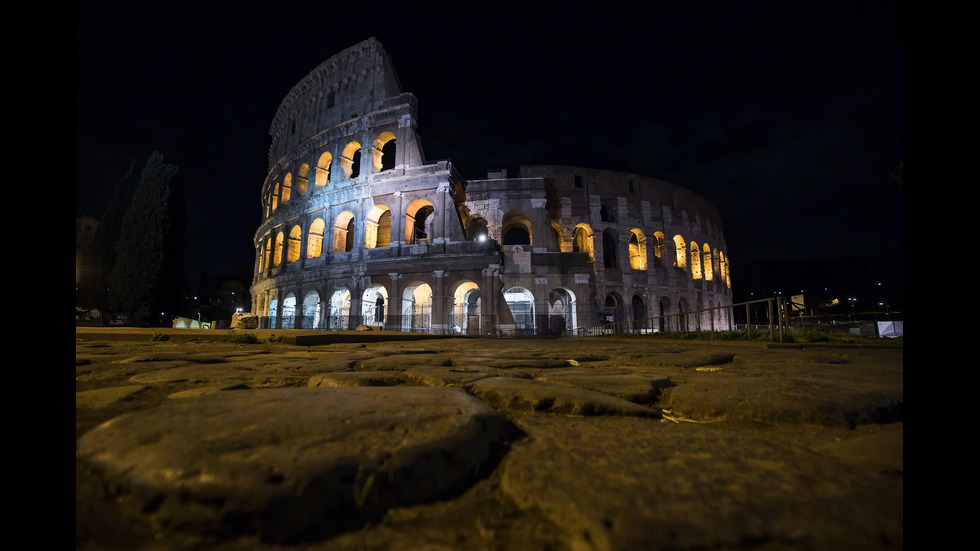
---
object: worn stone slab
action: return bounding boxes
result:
[465,376,659,417]
[125,363,307,389]
[355,353,449,371]
[500,414,904,551]
[75,385,147,409]
[534,372,675,405]
[76,386,518,544]
[403,365,516,387]
[664,364,905,427]
[307,371,409,387]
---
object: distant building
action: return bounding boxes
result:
[76,216,99,287]
[250,38,732,335]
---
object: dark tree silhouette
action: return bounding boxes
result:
[78,159,138,310]
[108,152,186,325]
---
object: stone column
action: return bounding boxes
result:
[273,290,283,330]
[349,274,363,328]
[432,270,446,334]
[534,276,549,335]
[529,197,548,252]
[297,215,309,268]
[397,114,412,167]
[293,284,305,329]
[392,191,405,246]
[388,272,402,331]
[435,183,450,244]
[483,265,500,336]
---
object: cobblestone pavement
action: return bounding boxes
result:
[76,329,903,551]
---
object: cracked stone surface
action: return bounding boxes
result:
[76,329,903,550]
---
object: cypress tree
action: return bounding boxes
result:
[82,159,138,311]
[108,152,186,325]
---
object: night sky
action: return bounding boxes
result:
[76,2,903,299]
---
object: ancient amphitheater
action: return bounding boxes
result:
[250,38,732,336]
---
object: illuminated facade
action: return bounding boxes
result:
[250,38,732,335]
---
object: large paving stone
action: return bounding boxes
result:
[306,371,409,387]
[500,414,903,551]
[533,372,675,405]
[76,386,519,544]
[465,376,660,417]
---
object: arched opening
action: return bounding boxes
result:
[302,290,321,330]
[307,218,325,258]
[351,150,361,178]
[365,205,392,249]
[261,235,272,271]
[658,296,671,333]
[720,252,731,288]
[631,294,648,333]
[549,287,578,334]
[328,288,351,330]
[503,227,531,245]
[361,284,388,327]
[333,211,355,253]
[270,183,280,213]
[315,152,332,188]
[267,296,278,329]
[341,142,362,179]
[573,224,594,261]
[273,231,284,267]
[282,173,292,204]
[405,200,435,244]
[373,131,397,172]
[678,298,690,331]
[652,232,666,267]
[602,293,622,329]
[381,140,396,170]
[628,229,647,270]
[691,241,702,279]
[600,203,615,222]
[263,188,273,219]
[467,216,489,241]
[402,282,433,332]
[703,244,714,280]
[295,163,309,196]
[504,286,535,334]
[673,235,687,270]
[550,221,563,251]
[602,228,618,268]
[451,281,481,335]
[281,293,297,329]
[501,210,532,246]
[287,225,302,263]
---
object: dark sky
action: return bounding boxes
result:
[76,1,903,287]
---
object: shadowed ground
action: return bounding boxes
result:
[76,329,903,550]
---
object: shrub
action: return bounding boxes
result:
[226,333,259,344]
[151,333,170,341]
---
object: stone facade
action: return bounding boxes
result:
[250,38,732,335]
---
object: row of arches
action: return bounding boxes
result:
[262,131,398,219]
[256,204,729,287]
[265,280,485,333]
[258,199,436,272]
[261,278,727,334]
[574,224,729,284]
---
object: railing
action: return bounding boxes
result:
[574,297,789,342]
[257,297,793,341]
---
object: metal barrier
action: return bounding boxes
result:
[573,296,789,342]
[255,297,794,341]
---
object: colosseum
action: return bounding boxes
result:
[250,38,733,336]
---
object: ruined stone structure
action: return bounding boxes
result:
[250,38,732,335]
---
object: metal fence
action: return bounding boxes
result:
[257,297,796,341]
[574,296,790,342]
